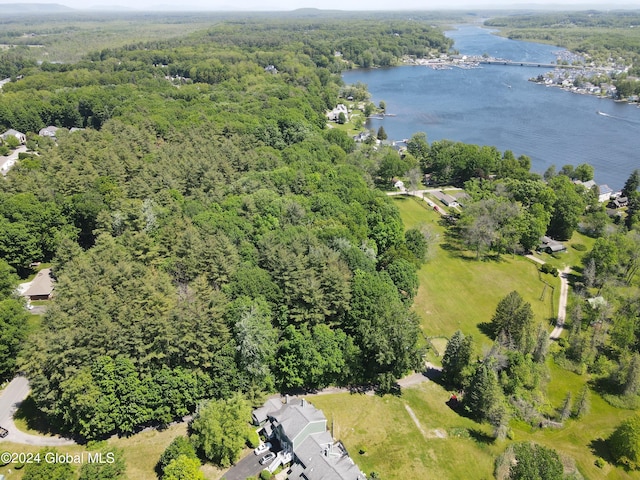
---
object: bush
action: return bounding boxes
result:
[156,436,198,475]
[595,457,606,468]
[247,429,260,448]
[540,263,558,276]
[572,243,587,251]
[0,146,9,156]
[260,470,273,480]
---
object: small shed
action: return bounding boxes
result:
[23,268,55,301]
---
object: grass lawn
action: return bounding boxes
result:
[528,230,596,274]
[309,382,499,480]
[390,195,640,478]
[511,360,640,479]
[392,196,559,349]
[0,423,208,480]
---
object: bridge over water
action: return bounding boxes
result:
[479,59,580,69]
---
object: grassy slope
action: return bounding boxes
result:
[310,384,499,480]
[381,194,639,479]
[393,195,559,349]
[0,423,191,480]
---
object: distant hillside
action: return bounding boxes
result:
[0,3,75,15]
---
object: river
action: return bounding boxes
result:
[342,24,640,189]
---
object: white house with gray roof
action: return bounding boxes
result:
[253,397,365,479]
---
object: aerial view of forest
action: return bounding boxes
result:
[0,6,639,480]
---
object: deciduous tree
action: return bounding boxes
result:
[189,394,251,468]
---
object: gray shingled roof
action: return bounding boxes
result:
[253,397,283,425]
[293,432,365,480]
[271,399,326,444]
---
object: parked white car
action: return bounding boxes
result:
[259,452,276,465]
[253,442,272,455]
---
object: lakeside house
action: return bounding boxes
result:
[253,396,366,479]
[327,104,348,122]
[597,184,614,203]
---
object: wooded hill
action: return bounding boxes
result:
[0,17,451,440]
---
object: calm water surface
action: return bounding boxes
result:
[342,25,640,189]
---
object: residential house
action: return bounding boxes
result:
[38,126,61,138]
[598,184,614,203]
[264,65,278,74]
[431,190,458,207]
[608,196,628,209]
[392,178,405,191]
[23,268,55,301]
[253,397,365,479]
[353,131,370,143]
[1,129,26,145]
[326,104,348,122]
[538,236,566,254]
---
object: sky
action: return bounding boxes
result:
[1,0,638,11]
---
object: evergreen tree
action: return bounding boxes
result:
[441,330,474,388]
[464,360,506,425]
[572,385,590,419]
[377,126,387,141]
[559,392,572,421]
[490,291,535,354]
[622,169,640,198]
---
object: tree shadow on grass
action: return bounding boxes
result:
[589,437,611,462]
[13,395,62,436]
[468,428,496,445]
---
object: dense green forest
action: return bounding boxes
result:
[0,17,454,440]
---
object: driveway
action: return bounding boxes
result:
[0,376,75,446]
[550,266,571,340]
[0,145,27,176]
[222,450,268,480]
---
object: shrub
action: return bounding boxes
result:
[572,243,587,251]
[540,263,558,276]
[260,470,273,480]
[595,457,606,468]
[247,429,260,448]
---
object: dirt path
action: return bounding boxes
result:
[0,376,75,446]
[550,266,571,340]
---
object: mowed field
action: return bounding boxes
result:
[347,193,640,479]
[309,383,500,480]
[391,195,559,348]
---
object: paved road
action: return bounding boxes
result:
[0,145,27,176]
[222,449,267,480]
[0,376,75,446]
[550,266,571,340]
